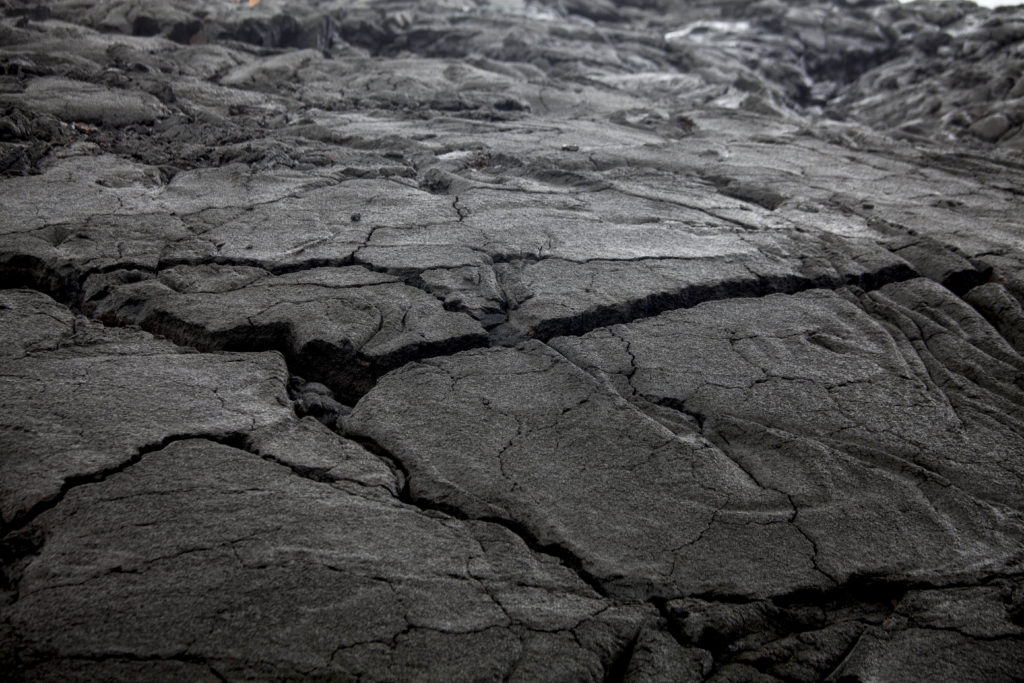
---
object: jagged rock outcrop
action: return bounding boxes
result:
[3,0,1024,680]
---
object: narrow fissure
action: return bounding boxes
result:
[1,431,250,539]
[0,432,251,600]
[342,432,609,599]
[1,248,924,410]
[521,263,918,342]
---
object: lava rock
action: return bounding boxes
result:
[3,0,1024,679]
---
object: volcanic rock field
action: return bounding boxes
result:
[3,0,1024,680]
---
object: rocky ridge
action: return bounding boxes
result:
[2,0,1024,680]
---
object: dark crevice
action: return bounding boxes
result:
[244,431,397,495]
[470,514,609,599]
[526,264,917,342]
[1,250,362,308]
[881,237,992,296]
[4,249,914,409]
[0,253,490,405]
[337,433,409,497]
[601,629,638,683]
[703,174,787,211]
[452,195,470,221]
[158,254,358,276]
[287,374,350,429]
[489,252,545,267]
[651,396,706,433]
[252,453,336,486]
[0,253,82,307]
[766,573,908,611]
[865,215,1005,301]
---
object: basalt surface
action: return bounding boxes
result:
[3,0,1024,680]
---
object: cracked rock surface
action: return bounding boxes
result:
[3,0,1024,680]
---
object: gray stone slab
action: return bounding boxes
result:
[0,289,292,529]
[6,438,652,681]
[556,278,1024,508]
[346,283,1024,601]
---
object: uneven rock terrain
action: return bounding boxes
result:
[2,0,1024,680]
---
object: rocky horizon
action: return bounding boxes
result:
[2,0,1024,680]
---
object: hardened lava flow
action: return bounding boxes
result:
[2,0,1024,680]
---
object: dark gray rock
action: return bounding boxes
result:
[289,378,347,426]
[247,416,396,494]
[0,77,169,127]
[971,112,1014,142]
[6,437,654,681]
[552,279,1024,509]
[965,281,1024,353]
[0,288,292,530]
[84,264,487,402]
[345,303,1024,601]
[346,341,812,600]
[3,0,1024,679]
[884,234,989,294]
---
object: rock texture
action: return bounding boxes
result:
[3,0,1024,680]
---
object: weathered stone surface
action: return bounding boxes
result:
[247,416,399,495]
[346,341,809,599]
[6,438,652,681]
[833,579,1024,682]
[554,278,1024,508]
[497,234,913,339]
[345,317,1024,600]
[884,234,989,294]
[4,0,1024,679]
[84,264,487,401]
[0,289,291,530]
[970,112,1013,142]
[0,77,169,127]
[664,577,1024,683]
[965,281,1024,354]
